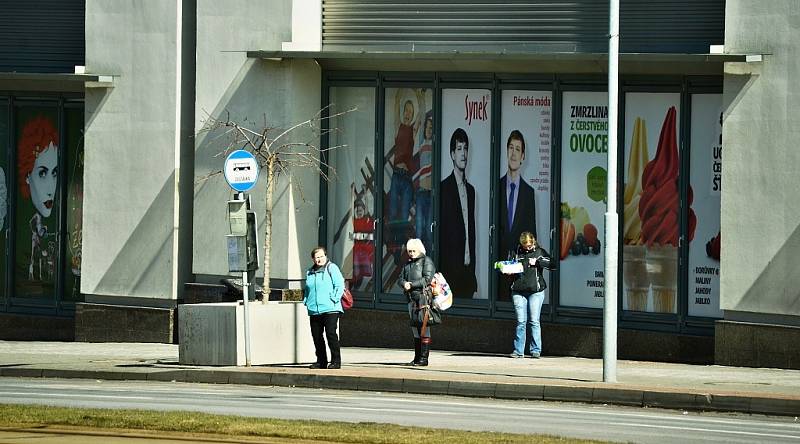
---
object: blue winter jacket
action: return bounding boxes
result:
[303,262,345,315]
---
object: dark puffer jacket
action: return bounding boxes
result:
[399,255,435,303]
[511,245,555,294]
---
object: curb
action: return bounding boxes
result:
[2,367,799,417]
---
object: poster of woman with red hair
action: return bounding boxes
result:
[16,114,59,290]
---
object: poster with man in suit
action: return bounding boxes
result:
[498,91,552,302]
[440,89,492,299]
[439,128,477,298]
[498,130,537,301]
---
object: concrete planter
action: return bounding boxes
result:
[178,301,314,366]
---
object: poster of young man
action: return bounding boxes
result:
[559,91,607,309]
[688,94,722,318]
[439,89,491,300]
[498,90,552,303]
[622,93,684,314]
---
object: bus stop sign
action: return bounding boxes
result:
[224,150,259,192]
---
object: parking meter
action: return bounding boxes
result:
[226,195,259,272]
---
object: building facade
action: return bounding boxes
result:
[1,0,798,368]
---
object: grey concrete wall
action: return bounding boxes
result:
[721,1,800,318]
[193,0,322,286]
[83,1,184,301]
[716,320,800,369]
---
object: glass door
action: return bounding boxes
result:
[439,88,492,301]
[380,87,434,298]
[327,87,377,298]
[13,103,60,304]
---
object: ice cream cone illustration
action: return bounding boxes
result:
[646,244,678,312]
[623,244,649,310]
[622,117,650,311]
[639,107,696,313]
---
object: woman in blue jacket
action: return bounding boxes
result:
[304,246,345,369]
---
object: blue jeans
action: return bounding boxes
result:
[415,189,432,252]
[388,168,413,223]
[512,291,545,355]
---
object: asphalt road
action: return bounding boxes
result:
[2,378,800,443]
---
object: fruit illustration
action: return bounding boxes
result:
[706,231,720,260]
[591,239,601,255]
[560,202,571,219]
[571,234,583,256]
[583,223,598,248]
[560,218,575,260]
[561,203,602,258]
[570,206,590,234]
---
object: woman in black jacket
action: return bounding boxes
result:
[502,231,555,358]
[398,238,435,366]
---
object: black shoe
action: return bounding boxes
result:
[309,362,326,369]
[327,362,341,369]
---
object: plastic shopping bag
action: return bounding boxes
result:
[431,272,453,311]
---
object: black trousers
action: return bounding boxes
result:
[309,312,341,365]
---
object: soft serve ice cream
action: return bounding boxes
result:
[622,117,650,311]
[624,117,648,245]
[638,106,697,312]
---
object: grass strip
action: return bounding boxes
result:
[0,403,608,444]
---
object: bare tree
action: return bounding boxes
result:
[199,106,356,290]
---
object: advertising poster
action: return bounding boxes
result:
[382,88,433,295]
[622,93,683,314]
[14,108,60,299]
[498,90,552,303]
[688,94,722,318]
[328,87,376,292]
[559,92,607,309]
[440,89,491,300]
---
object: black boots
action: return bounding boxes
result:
[409,337,431,366]
[416,338,431,366]
[409,338,421,365]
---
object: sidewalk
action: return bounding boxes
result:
[1,341,799,417]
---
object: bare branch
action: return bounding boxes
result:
[199,105,357,289]
[194,169,224,184]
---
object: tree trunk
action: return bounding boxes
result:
[263,155,275,290]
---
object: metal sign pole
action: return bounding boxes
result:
[604,0,620,383]
[242,264,252,367]
[242,192,252,367]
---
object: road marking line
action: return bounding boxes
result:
[609,421,800,439]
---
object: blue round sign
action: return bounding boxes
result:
[224,150,259,192]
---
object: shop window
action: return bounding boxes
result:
[559,91,608,309]
[439,88,491,300]
[64,106,84,303]
[381,88,433,296]
[497,90,553,303]
[621,93,682,314]
[0,101,7,305]
[688,94,722,318]
[13,106,60,301]
[327,87,377,295]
